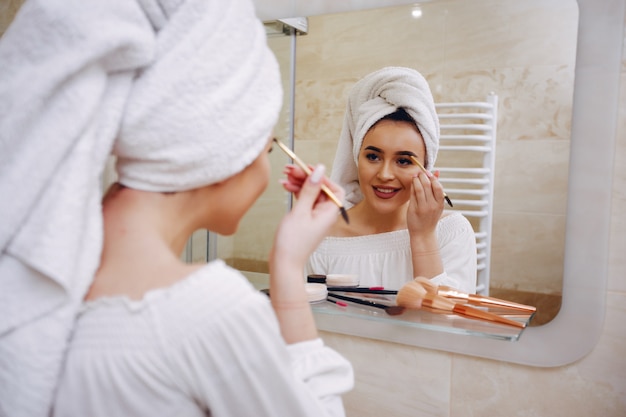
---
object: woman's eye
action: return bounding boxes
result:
[397,157,412,166]
[365,153,380,161]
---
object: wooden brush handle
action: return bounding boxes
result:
[452,304,526,328]
[437,284,536,312]
[466,294,536,312]
[273,138,345,209]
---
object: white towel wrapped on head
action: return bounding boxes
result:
[330,67,440,209]
[0,0,281,415]
[115,0,281,191]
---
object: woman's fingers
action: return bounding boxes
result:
[412,171,444,206]
[280,165,306,194]
[295,164,325,205]
[408,171,445,236]
[281,164,345,207]
[412,172,430,204]
[273,164,344,265]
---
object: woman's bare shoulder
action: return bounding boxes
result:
[328,216,350,237]
[328,209,378,238]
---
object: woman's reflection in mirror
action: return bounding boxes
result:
[300,67,477,292]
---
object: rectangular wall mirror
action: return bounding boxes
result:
[188,0,623,367]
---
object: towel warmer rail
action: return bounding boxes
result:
[435,94,497,295]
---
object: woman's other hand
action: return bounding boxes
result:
[407,170,445,237]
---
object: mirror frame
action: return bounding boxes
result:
[254,0,624,367]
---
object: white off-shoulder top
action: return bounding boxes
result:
[53,260,353,417]
[306,212,477,293]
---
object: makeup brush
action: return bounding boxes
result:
[409,155,453,207]
[327,298,348,308]
[273,138,349,224]
[326,287,398,295]
[328,293,405,316]
[396,279,525,328]
[413,277,536,312]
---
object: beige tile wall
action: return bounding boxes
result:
[0,0,22,31]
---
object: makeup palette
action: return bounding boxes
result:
[305,283,328,303]
[325,273,359,287]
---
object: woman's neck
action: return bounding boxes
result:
[86,186,203,301]
[332,200,408,237]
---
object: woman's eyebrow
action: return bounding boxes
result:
[364,147,420,158]
[396,150,418,157]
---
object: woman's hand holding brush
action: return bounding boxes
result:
[280,164,313,193]
[406,162,446,280]
[274,138,349,224]
[269,164,346,344]
[281,164,345,216]
[273,164,344,268]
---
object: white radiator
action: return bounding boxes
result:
[435,94,497,295]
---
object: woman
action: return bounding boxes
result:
[297,67,477,293]
[0,0,353,416]
[54,140,353,416]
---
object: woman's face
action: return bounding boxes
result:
[357,119,426,214]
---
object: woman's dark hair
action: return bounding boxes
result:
[379,107,417,125]
[375,107,423,137]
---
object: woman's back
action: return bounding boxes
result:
[55,261,352,417]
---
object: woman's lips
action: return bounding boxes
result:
[372,186,400,199]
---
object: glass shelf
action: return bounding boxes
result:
[311,293,534,342]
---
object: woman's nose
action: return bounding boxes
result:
[377,162,395,181]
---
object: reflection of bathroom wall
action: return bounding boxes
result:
[0,0,22,30]
[293,0,577,297]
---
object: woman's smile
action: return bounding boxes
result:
[372,185,402,199]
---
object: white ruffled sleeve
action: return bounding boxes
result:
[287,339,354,417]
[429,212,478,293]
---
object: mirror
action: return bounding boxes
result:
[217,0,578,325]
[291,0,577,326]
[218,0,575,320]
[204,0,623,367]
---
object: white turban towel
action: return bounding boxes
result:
[330,66,440,209]
[0,0,281,415]
[115,1,282,191]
